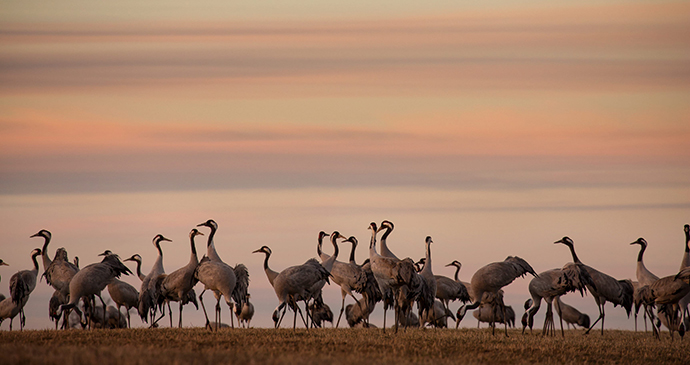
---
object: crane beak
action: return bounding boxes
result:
[553,239,563,244]
[252,248,263,254]
[0,262,8,266]
[30,232,41,238]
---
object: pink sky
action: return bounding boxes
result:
[1,1,689,330]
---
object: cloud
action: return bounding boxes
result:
[1,2,689,95]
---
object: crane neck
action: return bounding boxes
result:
[349,242,357,265]
[189,235,198,264]
[205,226,222,262]
[155,239,163,258]
[685,226,690,253]
[369,227,378,258]
[262,251,271,272]
[135,260,145,281]
[636,243,646,263]
[421,242,432,275]
[566,243,581,264]
[453,264,460,282]
[41,236,52,270]
[317,233,326,258]
[261,250,278,286]
[31,251,40,272]
[330,235,340,259]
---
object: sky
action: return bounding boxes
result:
[1,0,689,330]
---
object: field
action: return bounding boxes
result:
[1,328,688,364]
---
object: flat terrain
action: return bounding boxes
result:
[1,328,688,364]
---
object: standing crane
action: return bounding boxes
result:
[158,228,203,328]
[369,221,417,333]
[124,254,146,281]
[195,219,249,330]
[9,248,41,330]
[318,232,367,328]
[271,256,332,330]
[31,230,79,329]
[555,237,634,335]
[678,224,690,329]
[631,237,660,332]
[60,253,132,327]
[554,296,590,330]
[636,268,690,340]
[457,256,538,336]
[138,234,171,325]
[253,245,308,328]
[522,262,593,337]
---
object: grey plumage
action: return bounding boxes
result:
[195,219,249,330]
[554,296,590,330]
[138,234,171,324]
[308,301,333,328]
[159,229,202,328]
[555,236,634,335]
[473,301,515,329]
[60,252,132,327]
[9,248,41,331]
[319,232,367,328]
[0,296,28,331]
[271,255,331,330]
[234,293,254,328]
[124,254,146,282]
[677,225,690,330]
[637,268,690,339]
[631,238,659,332]
[369,221,417,333]
[523,262,594,337]
[107,278,139,328]
[421,299,456,328]
[458,255,537,336]
[434,263,470,315]
[413,237,437,327]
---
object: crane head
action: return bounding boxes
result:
[124,254,141,263]
[197,219,218,230]
[554,236,573,246]
[252,246,271,255]
[630,237,647,246]
[30,229,51,241]
[189,229,204,238]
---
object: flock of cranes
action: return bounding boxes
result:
[1,219,689,341]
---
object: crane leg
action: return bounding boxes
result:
[198,290,212,330]
[503,305,509,337]
[179,301,183,328]
[555,300,564,338]
[96,294,107,328]
[336,296,346,329]
[585,303,604,335]
[216,300,221,331]
[168,302,173,327]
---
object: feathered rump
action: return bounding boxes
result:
[9,274,28,305]
[559,262,595,296]
[232,263,249,309]
[394,258,417,287]
[616,279,634,317]
[101,255,133,278]
[504,256,538,279]
[304,258,332,283]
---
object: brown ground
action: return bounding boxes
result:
[1,328,688,364]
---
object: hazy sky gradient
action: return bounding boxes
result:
[1,0,689,330]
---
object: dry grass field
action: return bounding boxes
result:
[1,328,688,364]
